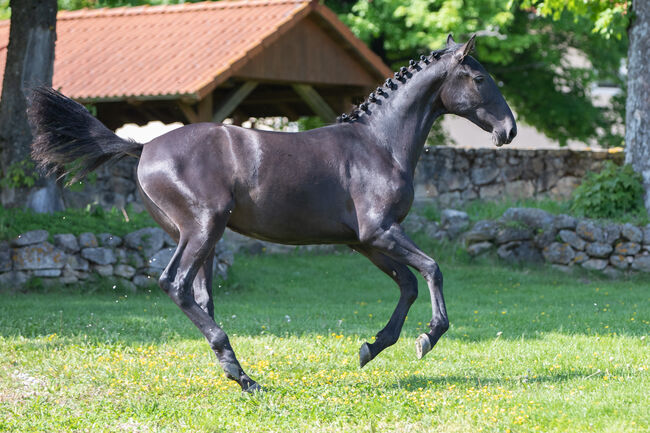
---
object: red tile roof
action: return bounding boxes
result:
[0,0,390,102]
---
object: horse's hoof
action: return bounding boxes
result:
[415,334,432,359]
[243,382,263,394]
[359,342,372,368]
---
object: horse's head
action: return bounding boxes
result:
[439,35,517,146]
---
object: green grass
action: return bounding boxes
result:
[0,253,648,432]
[0,205,156,240]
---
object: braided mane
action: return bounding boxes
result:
[336,47,453,124]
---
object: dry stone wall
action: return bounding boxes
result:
[0,228,233,289]
[414,147,623,206]
[404,207,650,278]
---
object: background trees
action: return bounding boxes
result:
[0,0,61,212]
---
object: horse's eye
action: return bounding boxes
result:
[473,76,484,84]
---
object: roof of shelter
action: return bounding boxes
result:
[0,0,391,102]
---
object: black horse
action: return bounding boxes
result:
[28,35,516,392]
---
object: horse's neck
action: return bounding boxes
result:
[365,62,449,176]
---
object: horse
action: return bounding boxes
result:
[28,34,516,392]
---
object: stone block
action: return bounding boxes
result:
[54,234,79,253]
[464,220,499,243]
[81,247,117,265]
[471,166,499,185]
[33,269,62,277]
[631,254,650,272]
[0,247,11,272]
[576,221,604,243]
[505,180,535,200]
[12,242,66,270]
[93,264,114,277]
[479,184,503,200]
[467,241,493,256]
[554,214,577,230]
[495,227,533,244]
[614,242,641,256]
[542,242,575,265]
[500,207,554,230]
[621,223,643,243]
[11,230,49,247]
[585,242,613,258]
[114,264,136,279]
[98,233,122,247]
[558,230,585,251]
[581,259,608,271]
[78,232,98,248]
[66,255,89,272]
[609,254,630,270]
[602,223,621,245]
[124,227,164,258]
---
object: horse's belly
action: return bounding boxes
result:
[227,197,358,245]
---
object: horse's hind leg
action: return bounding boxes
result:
[352,245,418,368]
[159,213,259,392]
[193,247,215,319]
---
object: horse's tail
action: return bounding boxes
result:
[27,87,143,184]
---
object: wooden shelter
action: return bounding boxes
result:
[0,0,391,129]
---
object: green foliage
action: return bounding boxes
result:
[0,0,626,146]
[520,0,630,39]
[296,116,326,131]
[571,161,645,220]
[0,204,156,240]
[326,0,627,147]
[0,159,37,189]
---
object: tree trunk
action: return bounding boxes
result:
[625,0,650,215]
[0,0,63,212]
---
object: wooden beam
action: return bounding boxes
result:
[177,102,199,124]
[197,93,213,123]
[291,84,337,123]
[212,81,258,123]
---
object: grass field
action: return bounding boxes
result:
[0,253,648,432]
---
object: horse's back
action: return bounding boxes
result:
[137,123,362,244]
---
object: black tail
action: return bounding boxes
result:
[27,87,143,184]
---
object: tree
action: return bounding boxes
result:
[0,0,62,212]
[520,0,649,214]
[327,0,627,147]
[624,1,650,214]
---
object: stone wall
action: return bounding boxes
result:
[405,207,650,278]
[414,147,624,207]
[61,147,623,211]
[0,229,233,289]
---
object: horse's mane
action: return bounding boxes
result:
[336,47,454,124]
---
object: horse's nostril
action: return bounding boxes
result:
[507,127,517,142]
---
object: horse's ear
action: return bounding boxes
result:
[446,34,455,46]
[453,34,476,63]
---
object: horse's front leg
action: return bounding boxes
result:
[351,245,418,367]
[363,223,448,360]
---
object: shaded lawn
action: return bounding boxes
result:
[0,253,648,432]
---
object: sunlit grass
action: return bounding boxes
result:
[1,253,648,432]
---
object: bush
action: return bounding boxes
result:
[570,161,645,220]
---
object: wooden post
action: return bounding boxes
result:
[291,84,337,123]
[212,81,258,123]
